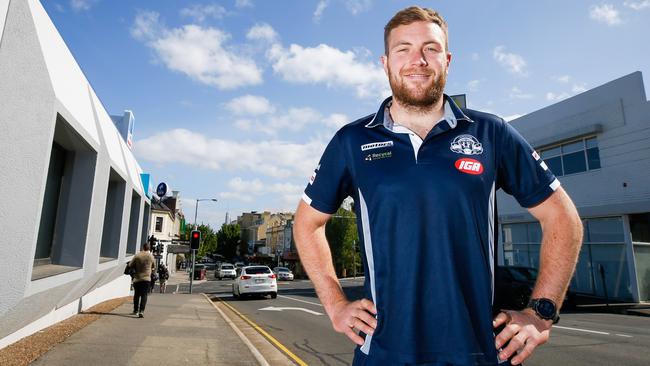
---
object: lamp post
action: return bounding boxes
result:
[189,198,218,294]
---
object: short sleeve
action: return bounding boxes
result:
[496,120,560,208]
[303,132,354,214]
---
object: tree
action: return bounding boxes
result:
[197,224,217,257]
[325,207,359,277]
[216,223,241,260]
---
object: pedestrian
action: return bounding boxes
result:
[158,263,169,293]
[128,242,155,318]
[149,267,158,293]
[293,6,583,366]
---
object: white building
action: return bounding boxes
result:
[0,0,152,348]
[497,72,650,303]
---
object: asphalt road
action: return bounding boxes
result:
[187,272,650,366]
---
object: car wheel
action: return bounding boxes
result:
[271,292,277,299]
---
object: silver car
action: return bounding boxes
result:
[216,263,237,280]
[273,266,294,281]
[232,266,277,299]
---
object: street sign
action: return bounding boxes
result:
[156,182,168,197]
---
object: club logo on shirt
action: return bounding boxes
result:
[450,134,483,155]
[455,158,483,175]
[364,151,392,161]
[361,140,394,151]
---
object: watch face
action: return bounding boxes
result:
[536,299,556,318]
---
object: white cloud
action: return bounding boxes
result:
[131,12,262,89]
[268,43,390,99]
[226,95,275,116]
[546,91,571,102]
[246,23,278,43]
[314,0,330,23]
[546,81,588,102]
[323,113,349,129]
[221,178,304,207]
[135,129,327,180]
[589,4,622,25]
[572,83,588,93]
[509,86,533,100]
[180,4,227,22]
[70,0,94,11]
[467,80,481,92]
[343,0,373,14]
[236,0,254,8]
[624,1,650,10]
[493,46,528,76]
[552,75,570,83]
[471,53,480,61]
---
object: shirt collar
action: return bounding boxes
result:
[364,94,473,129]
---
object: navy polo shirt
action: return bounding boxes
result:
[303,95,559,365]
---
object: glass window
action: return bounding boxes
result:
[591,244,632,301]
[502,224,528,244]
[586,217,624,243]
[586,148,601,170]
[633,244,650,301]
[155,217,163,232]
[527,223,542,243]
[562,151,587,175]
[541,146,561,158]
[246,266,271,274]
[630,213,650,243]
[528,245,541,269]
[545,156,563,176]
[570,245,595,295]
[586,137,598,149]
[512,244,531,267]
[562,140,584,154]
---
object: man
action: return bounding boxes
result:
[128,242,155,318]
[294,6,583,366]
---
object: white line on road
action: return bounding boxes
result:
[259,306,323,315]
[616,334,633,338]
[278,295,324,307]
[554,325,613,336]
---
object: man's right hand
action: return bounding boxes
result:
[329,298,377,345]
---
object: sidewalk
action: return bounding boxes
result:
[29,271,294,366]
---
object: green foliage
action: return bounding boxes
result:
[325,207,360,277]
[197,224,218,257]
[216,223,241,259]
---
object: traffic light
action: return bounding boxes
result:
[190,230,201,250]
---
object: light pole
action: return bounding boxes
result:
[190,198,217,294]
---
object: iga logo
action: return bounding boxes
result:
[455,158,483,175]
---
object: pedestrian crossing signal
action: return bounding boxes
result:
[190,230,201,250]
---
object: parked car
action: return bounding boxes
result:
[494,266,575,310]
[232,266,277,299]
[234,261,246,269]
[273,267,294,281]
[216,263,237,280]
[191,264,207,280]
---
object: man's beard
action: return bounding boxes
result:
[388,66,446,111]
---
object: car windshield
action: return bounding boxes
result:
[276,268,290,272]
[222,265,234,269]
[509,267,538,282]
[245,266,271,274]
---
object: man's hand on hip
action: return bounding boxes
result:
[493,309,552,365]
[329,298,377,345]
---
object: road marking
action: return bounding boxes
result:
[201,294,270,366]
[616,334,633,338]
[259,306,323,315]
[554,325,610,335]
[215,297,309,366]
[278,294,324,307]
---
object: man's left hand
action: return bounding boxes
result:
[493,309,552,365]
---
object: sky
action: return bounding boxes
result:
[42,0,650,228]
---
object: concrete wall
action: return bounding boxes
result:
[498,72,650,220]
[0,0,150,348]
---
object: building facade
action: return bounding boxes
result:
[0,0,152,348]
[150,192,185,272]
[497,72,650,303]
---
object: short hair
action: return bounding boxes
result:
[384,6,448,54]
[143,242,150,251]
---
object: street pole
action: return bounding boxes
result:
[190,249,195,294]
[189,198,217,294]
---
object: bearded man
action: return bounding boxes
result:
[294,6,583,366]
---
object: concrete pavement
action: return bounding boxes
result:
[30,270,295,366]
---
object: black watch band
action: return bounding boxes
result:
[528,298,560,324]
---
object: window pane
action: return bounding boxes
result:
[512,244,530,267]
[591,244,632,301]
[528,245,541,269]
[503,251,515,266]
[545,156,563,176]
[562,140,584,154]
[503,224,528,244]
[587,147,601,170]
[586,137,598,149]
[541,146,561,158]
[570,245,595,294]
[586,217,624,243]
[630,213,650,243]
[527,223,542,243]
[563,151,587,175]
[633,245,650,301]
[155,217,163,232]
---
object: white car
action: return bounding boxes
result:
[273,267,294,281]
[216,263,237,280]
[232,266,277,299]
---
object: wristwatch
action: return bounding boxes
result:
[527,298,560,324]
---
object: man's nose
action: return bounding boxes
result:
[409,49,428,66]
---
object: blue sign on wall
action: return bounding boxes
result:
[156,182,168,197]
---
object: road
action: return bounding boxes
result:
[185,272,650,366]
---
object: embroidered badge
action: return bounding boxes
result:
[450,134,483,155]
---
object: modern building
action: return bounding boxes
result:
[150,191,186,272]
[237,211,271,256]
[497,72,650,303]
[0,0,152,348]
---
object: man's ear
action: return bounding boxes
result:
[380,55,389,76]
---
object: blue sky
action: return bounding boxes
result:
[42,0,650,228]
